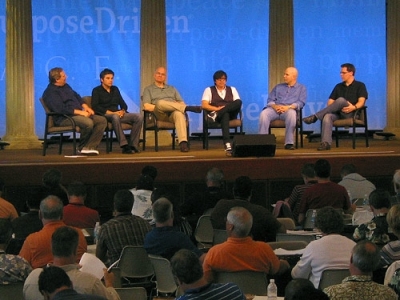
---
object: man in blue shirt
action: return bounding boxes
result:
[259,67,307,150]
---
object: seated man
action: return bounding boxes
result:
[171,249,246,300]
[92,68,143,154]
[201,70,242,155]
[338,163,376,200]
[144,197,205,262]
[130,174,154,221]
[42,67,107,155]
[259,67,306,150]
[291,207,356,288]
[142,66,202,152]
[324,240,397,299]
[379,204,400,268]
[203,207,290,283]
[302,63,368,151]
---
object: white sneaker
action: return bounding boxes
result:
[80,148,99,156]
[224,142,232,156]
[207,111,217,122]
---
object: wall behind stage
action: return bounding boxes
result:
[0,1,387,139]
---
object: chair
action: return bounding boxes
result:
[194,215,214,250]
[115,287,147,300]
[276,233,315,244]
[267,241,308,250]
[148,254,178,296]
[277,218,296,231]
[39,97,78,156]
[318,269,350,290]
[202,109,243,150]
[268,108,304,148]
[213,229,227,245]
[0,282,24,300]
[114,246,155,288]
[215,270,268,295]
[333,106,369,149]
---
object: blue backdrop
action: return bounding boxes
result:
[0,0,386,138]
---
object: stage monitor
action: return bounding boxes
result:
[232,134,276,157]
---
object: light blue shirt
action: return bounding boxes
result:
[267,82,307,109]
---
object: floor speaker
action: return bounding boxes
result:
[232,134,276,157]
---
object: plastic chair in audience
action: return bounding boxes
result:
[318,269,350,290]
[267,241,308,250]
[215,270,268,295]
[213,229,228,245]
[277,217,296,231]
[275,233,315,244]
[148,254,178,297]
[194,215,213,250]
[115,287,147,300]
[0,282,24,300]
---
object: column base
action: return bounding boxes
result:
[1,135,42,150]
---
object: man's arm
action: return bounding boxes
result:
[142,87,155,112]
[342,96,366,114]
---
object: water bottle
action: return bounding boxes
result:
[311,209,317,230]
[267,278,277,299]
[94,221,100,244]
[347,190,352,203]
[363,194,369,210]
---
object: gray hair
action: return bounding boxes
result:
[394,170,400,193]
[40,195,63,220]
[206,167,224,184]
[351,240,380,272]
[152,197,173,223]
[227,206,253,237]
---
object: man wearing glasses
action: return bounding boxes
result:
[302,63,368,151]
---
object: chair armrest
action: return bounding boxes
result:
[353,106,367,121]
[46,112,77,127]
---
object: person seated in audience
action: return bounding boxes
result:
[141,165,158,181]
[0,253,32,284]
[391,169,400,206]
[130,174,154,221]
[19,195,87,269]
[284,278,329,300]
[338,163,376,200]
[324,240,397,299]
[203,207,290,283]
[24,226,117,300]
[38,265,107,300]
[291,206,356,288]
[181,167,232,230]
[144,197,205,262]
[171,249,246,300]
[0,177,18,221]
[379,204,400,268]
[353,189,394,245]
[63,181,100,228]
[211,176,283,242]
[96,189,151,265]
[41,168,68,206]
[297,159,354,225]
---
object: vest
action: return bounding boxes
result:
[210,86,234,107]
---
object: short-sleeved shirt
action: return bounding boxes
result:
[177,282,246,300]
[142,83,184,105]
[0,197,18,221]
[63,204,100,228]
[329,80,368,105]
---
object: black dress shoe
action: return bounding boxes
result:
[122,145,132,154]
[131,146,141,153]
[303,115,317,124]
[317,142,331,151]
[180,141,189,152]
[284,144,295,150]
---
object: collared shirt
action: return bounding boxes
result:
[63,203,100,229]
[353,213,392,245]
[324,275,397,299]
[329,80,368,104]
[266,82,307,109]
[177,282,246,300]
[142,83,184,104]
[91,85,128,115]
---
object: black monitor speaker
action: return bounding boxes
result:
[232,134,276,157]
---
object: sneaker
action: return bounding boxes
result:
[130,146,141,153]
[122,145,132,154]
[180,141,189,152]
[225,142,232,156]
[207,111,217,122]
[80,148,99,156]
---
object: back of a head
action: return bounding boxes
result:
[285,278,317,300]
[233,176,252,199]
[369,189,391,210]
[301,163,315,179]
[152,197,173,224]
[114,189,134,213]
[136,174,154,191]
[340,164,356,178]
[42,168,62,188]
[39,265,72,296]
[351,240,380,273]
[67,181,87,198]
[51,226,79,258]
[387,204,400,237]
[315,206,344,234]
[141,165,158,180]
[227,206,253,237]
[314,159,331,178]
[170,249,203,284]
[40,195,63,220]
[206,167,224,186]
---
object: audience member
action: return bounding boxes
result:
[284,278,329,300]
[353,189,394,245]
[96,189,151,265]
[37,265,107,300]
[63,181,100,228]
[324,240,397,299]
[41,168,68,206]
[24,226,118,300]
[0,178,18,221]
[379,204,400,268]
[171,249,246,300]
[338,164,376,199]
[141,165,158,181]
[181,167,232,230]
[203,207,290,283]
[0,254,32,284]
[19,195,87,269]
[144,198,204,262]
[391,169,400,206]
[91,68,142,154]
[258,67,307,150]
[130,174,154,221]
[297,159,353,225]
[292,207,356,288]
[142,66,202,152]
[42,67,107,155]
[211,176,282,242]
[201,70,242,155]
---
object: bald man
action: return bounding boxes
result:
[259,67,307,150]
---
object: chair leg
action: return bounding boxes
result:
[335,127,339,147]
[72,131,77,155]
[295,127,298,149]
[352,126,356,149]
[58,134,63,155]
[155,129,159,152]
[42,136,48,156]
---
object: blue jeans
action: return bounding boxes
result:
[259,107,297,145]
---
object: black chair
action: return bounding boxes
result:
[268,108,304,148]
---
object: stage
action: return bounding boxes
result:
[1,134,399,222]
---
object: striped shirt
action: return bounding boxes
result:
[177,282,246,300]
[380,240,400,268]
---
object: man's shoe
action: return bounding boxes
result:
[122,145,133,154]
[207,111,217,122]
[225,142,232,156]
[303,115,317,124]
[185,106,202,113]
[284,144,295,150]
[80,148,99,156]
[131,146,141,153]
[317,142,331,151]
[180,141,189,152]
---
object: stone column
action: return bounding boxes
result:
[3,0,41,149]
